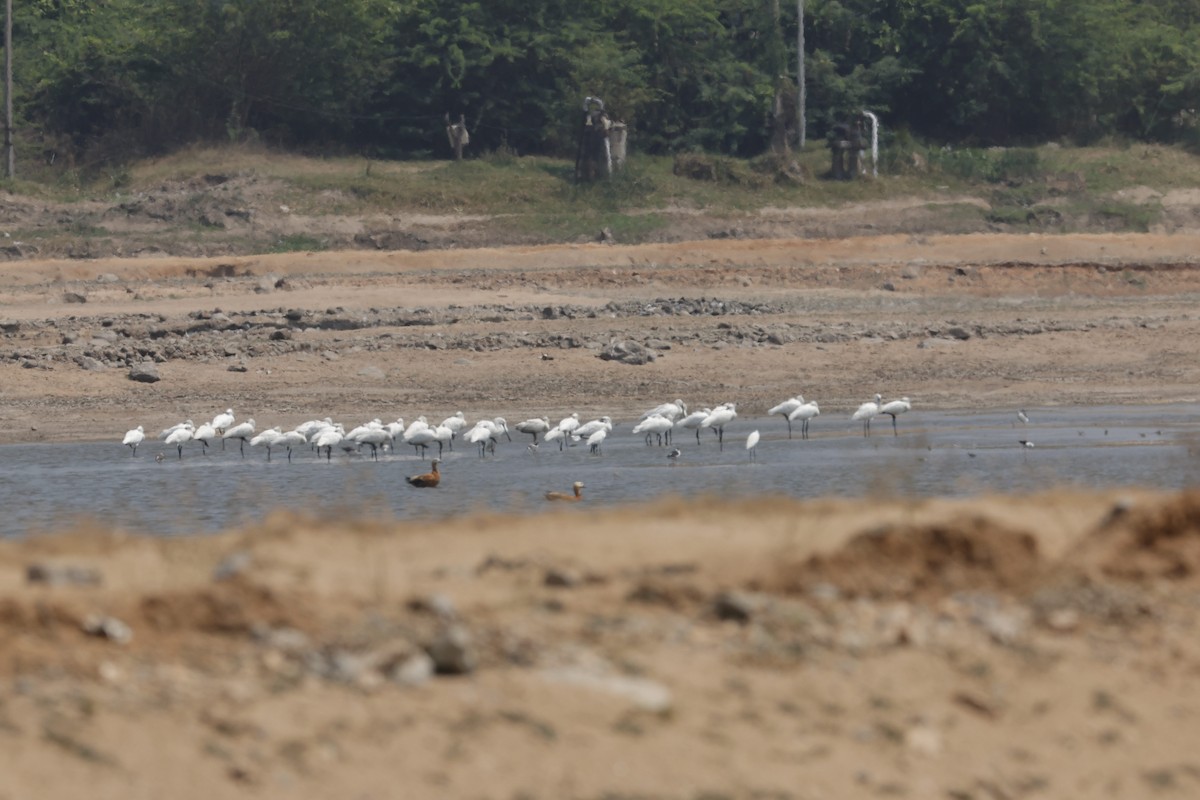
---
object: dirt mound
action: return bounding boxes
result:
[775,515,1042,602]
[1073,491,1200,581]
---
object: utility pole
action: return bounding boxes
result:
[4,0,12,178]
[797,0,805,149]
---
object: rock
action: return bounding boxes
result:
[63,291,88,304]
[407,593,457,619]
[128,362,161,383]
[599,340,655,365]
[425,625,477,675]
[251,624,311,654]
[357,366,385,380]
[212,551,252,582]
[598,227,616,244]
[82,614,133,644]
[270,329,292,341]
[544,567,583,588]
[389,652,436,687]
[26,563,103,586]
[540,667,673,714]
[73,355,108,372]
[945,326,972,340]
[713,590,769,623]
[96,273,120,284]
[0,319,20,334]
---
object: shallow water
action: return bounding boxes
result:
[4,404,1199,537]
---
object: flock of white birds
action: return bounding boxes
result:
[119,394,916,463]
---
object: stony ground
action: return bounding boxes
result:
[2,184,1200,798]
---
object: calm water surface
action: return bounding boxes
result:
[4,404,1198,537]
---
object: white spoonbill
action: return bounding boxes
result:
[768,395,806,438]
[787,400,821,440]
[632,414,674,446]
[586,428,607,454]
[515,416,552,443]
[676,408,710,445]
[404,424,439,458]
[122,425,144,456]
[211,408,234,434]
[250,427,283,461]
[851,394,882,437]
[746,430,760,461]
[277,429,308,462]
[159,419,194,439]
[439,412,467,449]
[164,422,194,460]
[641,399,686,420]
[574,416,613,439]
[313,425,345,461]
[1017,409,1030,425]
[193,422,219,454]
[357,425,393,460]
[222,418,256,456]
[701,403,737,450]
[879,397,912,436]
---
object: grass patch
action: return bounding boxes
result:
[269,234,327,253]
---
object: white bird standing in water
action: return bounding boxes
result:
[787,400,820,440]
[515,416,551,443]
[879,396,912,436]
[212,408,234,434]
[164,422,194,460]
[222,418,256,457]
[700,403,737,450]
[122,425,144,456]
[250,427,283,461]
[746,429,760,461]
[1017,409,1030,425]
[768,395,805,438]
[676,407,711,445]
[851,394,882,437]
[277,429,308,462]
[193,422,218,454]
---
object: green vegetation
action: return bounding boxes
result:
[6,0,1200,175]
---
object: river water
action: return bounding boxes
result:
[3,404,1198,538]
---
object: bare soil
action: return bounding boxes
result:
[3,189,1200,799]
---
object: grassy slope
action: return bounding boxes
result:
[6,140,1200,250]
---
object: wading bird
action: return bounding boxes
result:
[746,429,760,461]
[122,425,144,456]
[879,396,912,436]
[768,396,806,438]
[851,394,882,437]
[787,400,820,440]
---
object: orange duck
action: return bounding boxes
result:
[545,481,584,502]
[405,458,441,488]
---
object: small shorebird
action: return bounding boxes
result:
[405,458,441,488]
[545,481,584,502]
[667,447,682,463]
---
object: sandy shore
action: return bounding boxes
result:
[2,231,1200,445]
[3,230,1200,798]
